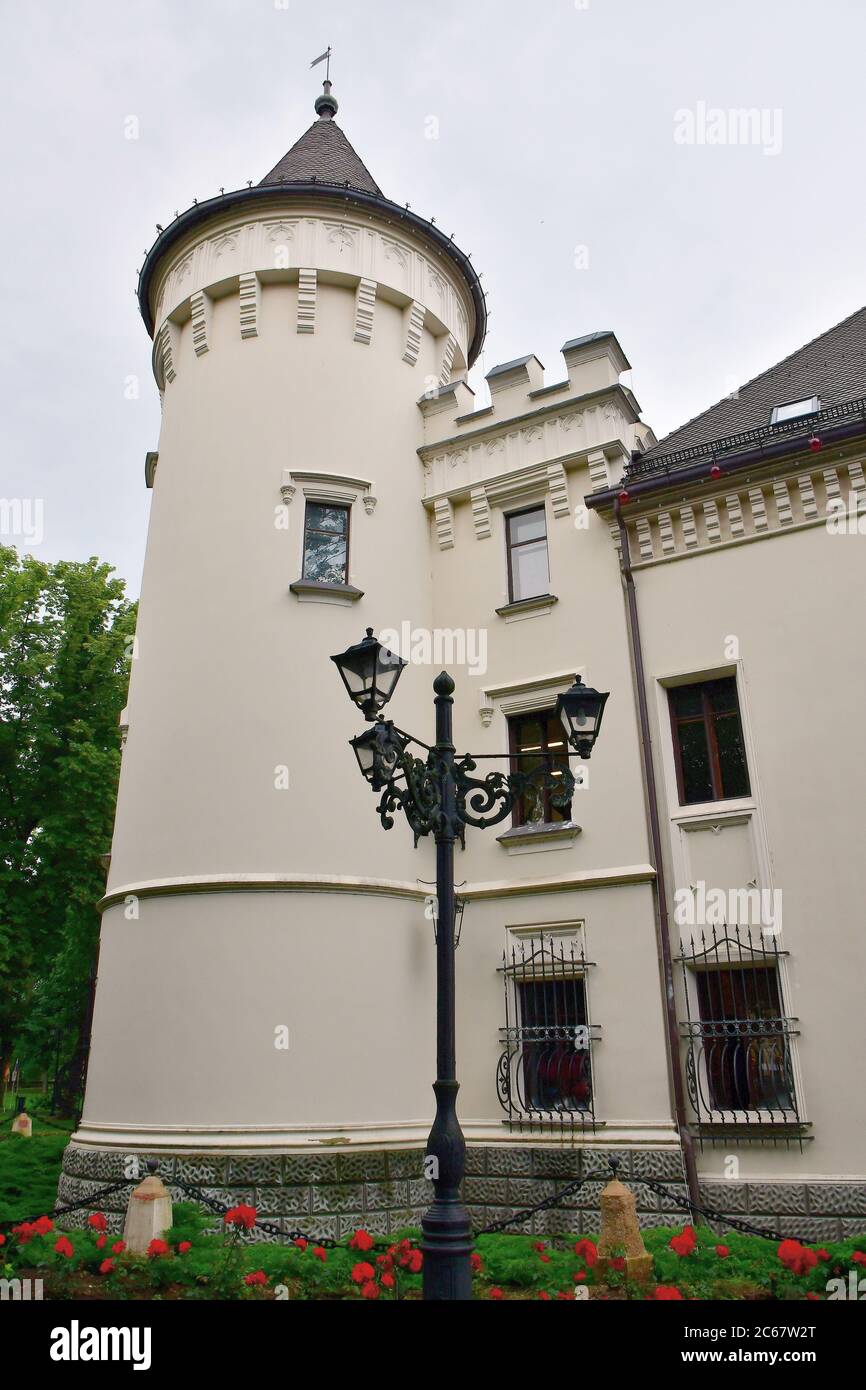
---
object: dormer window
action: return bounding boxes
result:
[769,396,820,425]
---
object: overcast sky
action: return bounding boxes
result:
[3,0,865,593]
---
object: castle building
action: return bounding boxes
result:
[60,85,866,1242]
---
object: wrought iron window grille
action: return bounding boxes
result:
[497,930,601,1137]
[677,924,809,1149]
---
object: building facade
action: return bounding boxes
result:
[59,86,866,1242]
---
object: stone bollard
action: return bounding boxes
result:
[595,1160,653,1283]
[122,1160,173,1253]
[11,1098,32,1137]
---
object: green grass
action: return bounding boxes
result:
[0,1119,72,1223]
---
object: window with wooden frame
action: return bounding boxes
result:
[668,677,750,805]
[507,710,571,826]
[505,506,549,603]
[301,502,350,585]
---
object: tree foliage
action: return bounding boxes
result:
[0,545,136,1103]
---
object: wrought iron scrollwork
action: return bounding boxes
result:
[372,746,576,843]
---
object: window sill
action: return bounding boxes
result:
[289,579,365,607]
[496,820,581,856]
[495,593,558,623]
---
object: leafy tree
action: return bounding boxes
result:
[0,545,136,1113]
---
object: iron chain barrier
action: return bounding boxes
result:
[2,1157,809,1248]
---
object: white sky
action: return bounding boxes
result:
[3,0,865,592]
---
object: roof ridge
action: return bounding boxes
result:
[651,302,866,452]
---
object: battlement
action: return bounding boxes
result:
[417,331,650,448]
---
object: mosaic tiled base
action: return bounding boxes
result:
[55,1144,866,1242]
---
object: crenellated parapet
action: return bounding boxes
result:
[147,201,474,390]
[417,333,656,547]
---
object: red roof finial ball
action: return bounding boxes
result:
[808,435,823,452]
[709,463,722,479]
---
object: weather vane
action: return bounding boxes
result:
[310,45,332,81]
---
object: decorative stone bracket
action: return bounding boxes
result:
[279,469,377,513]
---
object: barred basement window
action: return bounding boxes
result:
[497,929,600,1136]
[677,925,808,1148]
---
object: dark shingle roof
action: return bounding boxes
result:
[641,304,866,462]
[259,117,382,195]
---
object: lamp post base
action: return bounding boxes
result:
[420,1196,474,1300]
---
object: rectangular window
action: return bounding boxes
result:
[696,966,794,1113]
[508,710,571,826]
[517,977,591,1111]
[668,677,750,805]
[770,396,819,425]
[302,502,350,585]
[506,506,549,602]
[498,929,598,1131]
[677,926,801,1132]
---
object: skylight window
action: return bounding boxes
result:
[770,396,820,425]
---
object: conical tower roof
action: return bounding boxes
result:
[260,83,382,195]
[137,79,487,363]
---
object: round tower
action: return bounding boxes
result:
[61,87,486,1232]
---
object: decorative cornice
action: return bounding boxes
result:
[612,455,866,568]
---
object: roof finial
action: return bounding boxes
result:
[311,46,338,120]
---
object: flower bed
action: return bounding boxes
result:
[3,1202,865,1301]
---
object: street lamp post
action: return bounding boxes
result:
[331,630,608,1301]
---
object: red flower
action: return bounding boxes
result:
[95,1236,106,1250]
[573,1270,587,1282]
[12,1223,34,1245]
[538,1290,550,1300]
[532,1241,546,1252]
[111,1240,126,1255]
[715,1245,730,1258]
[147,1238,170,1258]
[852,1251,866,1266]
[244,1270,268,1286]
[293,1238,308,1251]
[489,1287,504,1300]
[654,1285,684,1300]
[33,1216,54,1236]
[360,1281,379,1300]
[556,1290,575,1300]
[312,1246,326,1262]
[224,1204,257,1230]
[377,1253,394,1272]
[0,1234,5,1246]
[406,1249,423,1274]
[351,1261,376,1284]
[178,1241,191,1254]
[670,1225,697,1257]
[88,1212,107,1232]
[539,1253,551,1264]
[54,1236,74,1259]
[815,1248,830,1262]
[806,1292,821,1301]
[470,1252,483,1273]
[610,1256,626,1272]
[349,1229,374,1252]
[381,1272,395,1289]
[777,1239,818,1277]
[99,1258,115,1275]
[574,1238,598,1267]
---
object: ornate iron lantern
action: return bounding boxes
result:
[350,720,409,791]
[330,627,407,720]
[555,676,609,758]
